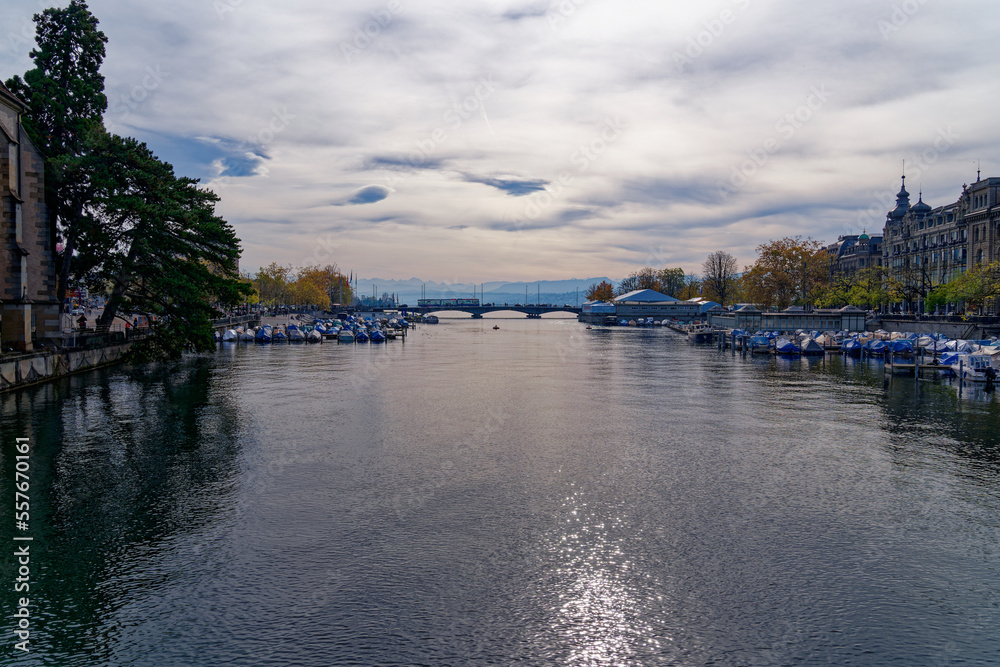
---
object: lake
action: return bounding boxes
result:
[2,317,999,665]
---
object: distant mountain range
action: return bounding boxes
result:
[354,277,617,306]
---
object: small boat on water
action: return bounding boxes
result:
[255,326,273,344]
[240,329,256,342]
[774,338,800,355]
[222,329,238,342]
[306,329,323,343]
[799,337,825,355]
[686,323,714,343]
[338,328,355,343]
[842,339,863,357]
[863,339,886,354]
[748,335,772,354]
[287,324,305,343]
[370,329,386,343]
[887,339,915,357]
[493,325,500,330]
[272,328,288,343]
[424,315,439,324]
[953,348,1000,381]
[355,329,370,342]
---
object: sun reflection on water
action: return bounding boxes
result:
[548,488,666,665]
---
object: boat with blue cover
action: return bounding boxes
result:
[774,338,800,355]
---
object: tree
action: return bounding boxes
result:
[814,266,889,310]
[740,237,830,310]
[615,275,640,296]
[88,133,249,356]
[633,267,660,291]
[678,274,701,300]
[585,280,614,302]
[702,251,738,306]
[936,260,1000,314]
[6,0,109,308]
[658,267,686,297]
[254,262,291,306]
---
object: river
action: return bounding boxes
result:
[2,317,999,665]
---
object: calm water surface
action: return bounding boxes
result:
[2,318,1000,665]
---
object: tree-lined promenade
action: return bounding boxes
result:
[587,236,1000,316]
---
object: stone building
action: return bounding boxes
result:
[827,231,882,276]
[881,172,1000,314]
[0,80,59,351]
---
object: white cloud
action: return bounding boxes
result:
[2,0,999,281]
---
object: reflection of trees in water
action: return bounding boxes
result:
[0,357,245,661]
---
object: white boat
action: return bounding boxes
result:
[306,329,323,343]
[240,329,255,342]
[338,329,355,342]
[222,329,238,341]
[424,315,439,324]
[685,323,714,343]
[953,348,1000,382]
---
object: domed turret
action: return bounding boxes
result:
[911,191,931,215]
[888,175,910,220]
[858,230,869,241]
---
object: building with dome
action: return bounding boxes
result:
[881,172,1000,313]
[827,230,882,276]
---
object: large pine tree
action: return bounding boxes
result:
[7,1,250,357]
[5,0,108,307]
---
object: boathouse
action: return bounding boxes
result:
[708,304,867,333]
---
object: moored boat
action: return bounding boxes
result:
[287,324,305,343]
[774,338,800,355]
[841,339,863,357]
[799,337,825,355]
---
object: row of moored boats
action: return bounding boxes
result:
[728,328,1000,382]
[217,316,411,345]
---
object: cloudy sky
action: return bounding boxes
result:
[2,0,998,282]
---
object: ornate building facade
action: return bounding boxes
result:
[0,80,59,351]
[828,231,882,276]
[881,173,1000,314]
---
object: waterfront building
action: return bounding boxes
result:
[613,289,719,321]
[709,304,867,333]
[827,231,882,276]
[0,81,59,351]
[881,173,1000,313]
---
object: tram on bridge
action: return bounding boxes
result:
[417,298,480,307]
